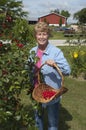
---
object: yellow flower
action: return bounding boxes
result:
[73,52,78,58]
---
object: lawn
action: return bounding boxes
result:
[20,76,86,130]
[49,29,86,41]
[50,31,65,40]
[59,76,86,130]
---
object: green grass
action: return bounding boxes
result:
[59,77,86,130]
[50,30,86,40]
[50,31,65,39]
[20,77,86,130]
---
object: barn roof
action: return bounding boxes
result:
[38,12,67,19]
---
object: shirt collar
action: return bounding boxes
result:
[43,42,51,55]
[35,42,51,55]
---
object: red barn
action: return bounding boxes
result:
[38,12,67,26]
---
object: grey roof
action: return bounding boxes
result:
[29,17,38,21]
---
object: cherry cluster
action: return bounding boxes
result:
[16,43,24,48]
[0,41,3,47]
[42,90,56,100]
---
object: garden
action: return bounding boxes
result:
[0,23,86,130]
[0,0,86,129]
[0,39,86,130]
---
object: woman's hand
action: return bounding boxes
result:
[45,59,55,66]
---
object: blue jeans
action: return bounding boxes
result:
[35,101,60,130]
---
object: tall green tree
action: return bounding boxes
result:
[0,0,28,19]
[74,8,86,24]
[0,0,28,40]
[60,10,70,20]
[50,8,60,14]
[59,18,62,27]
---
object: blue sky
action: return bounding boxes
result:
[22,0,86,23]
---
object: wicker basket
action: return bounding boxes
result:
[32,63,68,103]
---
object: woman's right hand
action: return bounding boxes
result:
[45,59,55,66]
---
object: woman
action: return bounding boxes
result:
[29,22,71,130]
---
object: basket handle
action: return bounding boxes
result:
[38,63,64,87]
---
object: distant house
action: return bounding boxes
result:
[28,17,38,24]
[38,12,67,26]
[70,24,79,32]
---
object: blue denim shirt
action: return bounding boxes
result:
[30,43,71,106]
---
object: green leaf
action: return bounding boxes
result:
[0,81,2,86]
[14,81,20,85]
[0,70,2,76]
[6,111,13,116]
[21,70,27,74]
[15,115,21,121]
[9,85,20,92]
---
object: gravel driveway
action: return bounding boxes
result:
[49,39,69,46]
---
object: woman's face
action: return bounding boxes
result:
[36,31,49,46]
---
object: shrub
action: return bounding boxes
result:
[0,41,36,129]
[12,19,35,45]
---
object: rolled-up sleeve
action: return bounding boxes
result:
[54,49,71,75]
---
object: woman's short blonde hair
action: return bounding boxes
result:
[34,22,51,36]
